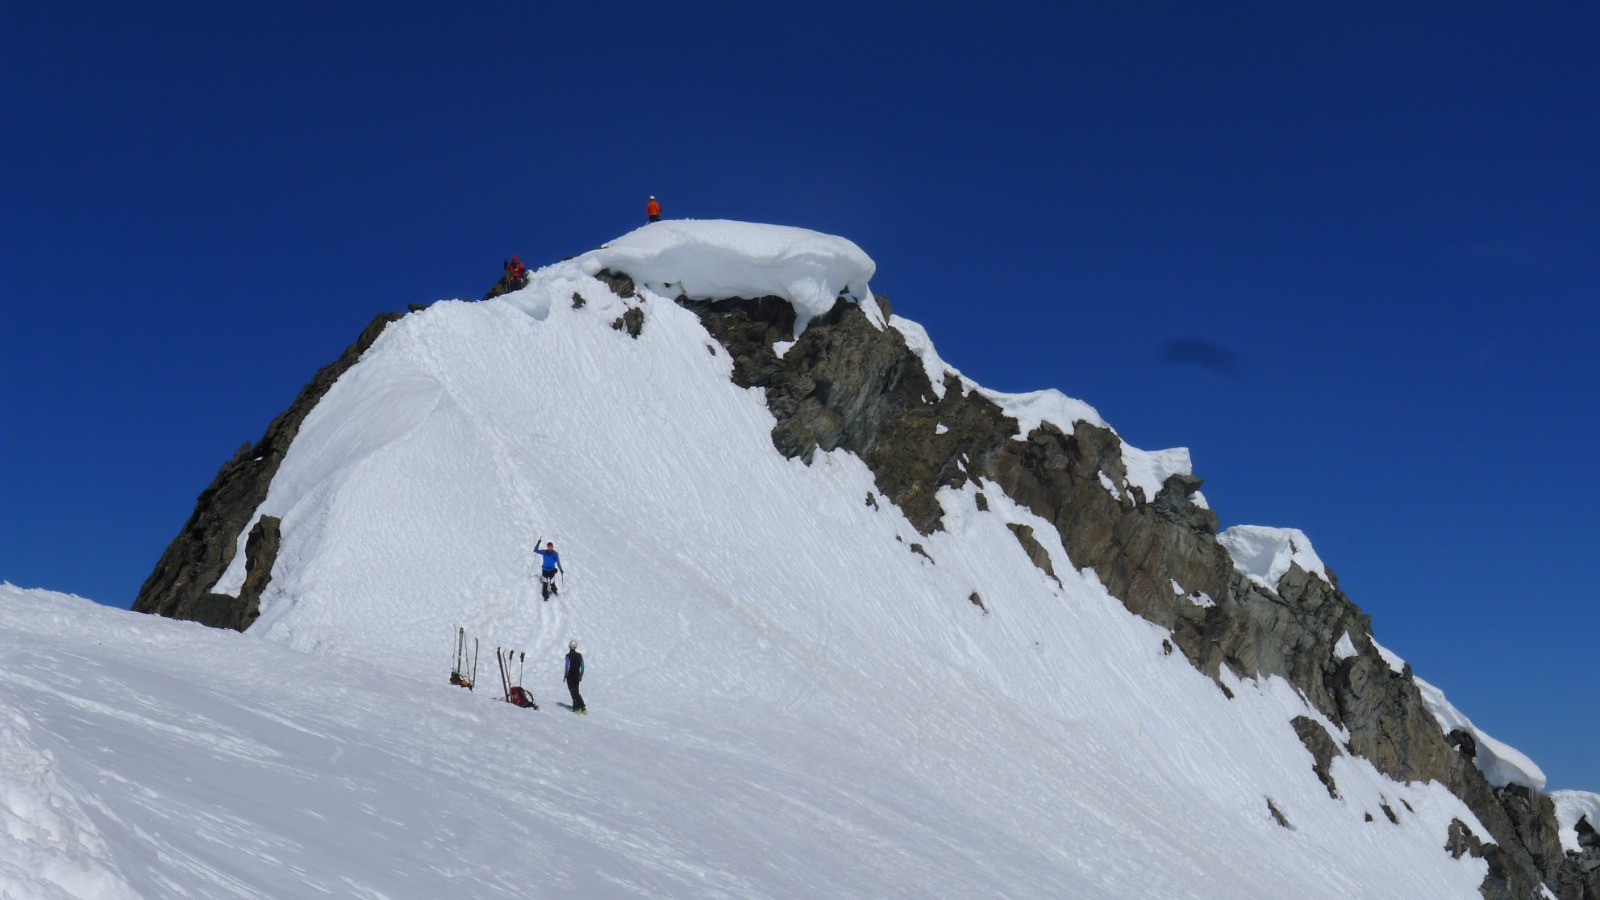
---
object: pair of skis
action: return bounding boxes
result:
[497,646,538,709]
[450,626,479,691]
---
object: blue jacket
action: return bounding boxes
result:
[565,650,584,680]
[536,548,562,573]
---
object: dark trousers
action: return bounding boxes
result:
[566,678,585,711]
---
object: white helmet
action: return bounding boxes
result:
[569,640,577,650]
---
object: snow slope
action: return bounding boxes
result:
[0,223,1518,897]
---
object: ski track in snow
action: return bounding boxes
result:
[0,223,1545,897]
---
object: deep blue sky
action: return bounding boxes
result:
[4,4,1596,789]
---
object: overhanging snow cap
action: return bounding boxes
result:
[578,219,878,331]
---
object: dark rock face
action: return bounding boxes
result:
[677,294,1592,900]
[1579,816,1599,853]
[683,296,1012,532]
[133,313,401,630]
[611,306,644,338]
[1291,715,1343,799]
[595,269,638,299]
[166,515,279,631]
[1267,798,1292,829]
[1449,818,1487,859]
[1006,523,1060,585]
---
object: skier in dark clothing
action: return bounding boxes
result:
[535,541,563,601]
[564,640,586,714]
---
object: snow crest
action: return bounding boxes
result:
[578,220,878,332]
[1415,677,1548,792]
[1551,791,1600,854]
[1218,525,1331,592]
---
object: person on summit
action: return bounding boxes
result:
[535,541,563,601]
[504,255,528,281]
[645,195,661,223]
[564,640,586,714]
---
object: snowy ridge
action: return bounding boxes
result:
[1414,677,1548,792]
[889,316,1194,504]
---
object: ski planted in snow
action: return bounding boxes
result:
[449,626,477,691]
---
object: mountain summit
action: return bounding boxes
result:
[97,220,1599,897]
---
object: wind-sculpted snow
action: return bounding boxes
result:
[1219,524,1331,591]
[1551,791,1600,854]
[1415,676,1549,792]
[0,674,138,900]
[580,220,878,331]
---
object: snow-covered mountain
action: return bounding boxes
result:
[6,221,1597,898]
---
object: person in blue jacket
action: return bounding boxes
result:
[535,541,563,601]
[564,640,586,714]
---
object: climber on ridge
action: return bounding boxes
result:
[646,195,661,223]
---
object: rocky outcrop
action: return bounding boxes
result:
[482,271,528,301]
[595,268,639,299]
[1292,715,1343,799]
[1442,736,1600,900]
[611,306,644,338]
[133,313,401,631]
[678,294,1592,900]
[1007,523,1060,585]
